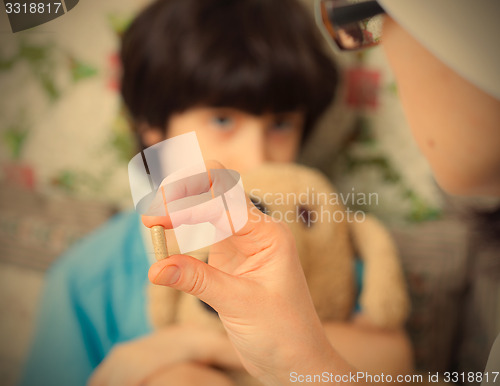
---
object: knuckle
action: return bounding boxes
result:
[186,265,208,296]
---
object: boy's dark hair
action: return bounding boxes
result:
[120,0,338,148]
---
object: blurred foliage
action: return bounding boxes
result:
[0,13,129,203]
[355,116,376,146]
[107,13,133,36]
[405,191,442,222]
[387,81,398,96]
[0,39,98,102]
[0,38,99,166]
[344,154,401,184]
[18,40,60,101]
[2,121,30,160]
[69,57,98,82]
[51,168,114,194]
[107,108,136,163]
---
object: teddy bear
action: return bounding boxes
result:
[147,163,410,385]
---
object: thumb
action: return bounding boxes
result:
[148,254,244,313]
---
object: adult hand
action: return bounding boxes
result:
[87,325,241,386]
[143,162,345,385]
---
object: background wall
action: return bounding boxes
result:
[0,1,461,384]
[0,0,442,220]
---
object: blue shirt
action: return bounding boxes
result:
[19,212,152,386]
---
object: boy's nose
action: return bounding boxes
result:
[238,126,267,172]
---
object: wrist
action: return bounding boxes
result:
[259,327,340,385]
[259,348,340,386]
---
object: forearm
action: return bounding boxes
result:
[264,345,372,386]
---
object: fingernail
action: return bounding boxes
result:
[155,265,181,285]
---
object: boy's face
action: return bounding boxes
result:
[142,107,304,173]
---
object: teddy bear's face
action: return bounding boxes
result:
[243,163,353,275]
[242,163,355,320]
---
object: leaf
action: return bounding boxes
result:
[109,130,136,163]
[70,58,98,82]
[387,82,398,96]
[345,155,401,184]
[19,40,51,66]
[2,124,30,159]
[406,190,442,222]
[0,57,16,71]
[51,170,77,192]
[107,13,133,36]
[38,71,60,101]
[107,110,137,163]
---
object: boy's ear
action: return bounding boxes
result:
[137,123,166,148]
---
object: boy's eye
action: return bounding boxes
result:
[212,115,234,129]
[271,118,293,131]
